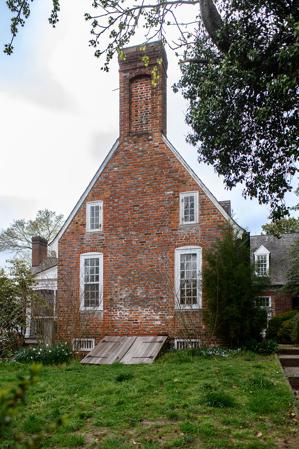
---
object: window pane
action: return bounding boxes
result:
[83,256,101,308]
[183,195,195,223]
[84,283,99,308]
[89,204,101,230]
[179,253,198,305]
[257,255,267,276]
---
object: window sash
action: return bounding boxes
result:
[80,253,103,310]
[255,296,272,321]
[256,254,268,276]
[180,192,198,224]
[86,201,103,231]
[175,247,202,309]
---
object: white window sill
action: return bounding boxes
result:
[175,304,201,311]
[180,221,198,226]
[80,307,103,312]
[86,229,103,233]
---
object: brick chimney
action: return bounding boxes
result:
[32,236,48,267]
[119,41,168,139]
[219,200,232,216]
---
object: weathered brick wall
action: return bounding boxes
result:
[56,43,229,345]
[272,290,293,315]
[258,288,293,317]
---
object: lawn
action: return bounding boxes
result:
[0,351,297,449]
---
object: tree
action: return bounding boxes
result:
[262,186,299,236]
[0,210,63,258]
[285,237,299,296]
[4,1,299,218]
[176,1,299,219]
[203,226,267,347]
[262,218,299,237]
[0,260,41,356]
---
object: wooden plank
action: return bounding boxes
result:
[80,336,136,365]
[121,336,167,365]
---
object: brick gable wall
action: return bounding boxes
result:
[56,42,229,345]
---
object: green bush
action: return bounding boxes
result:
[15,343,73,365]
[246,339,278,355]
[277,319,294,344]
[204,226,268,347]
[290,313,299,344]
[266,310,297,341]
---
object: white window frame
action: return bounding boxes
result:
[80,252,103,311]
[180,192,199,225]
[86,201,103,232]
[175,246,202,310]
[254,245,270,276]
[255,296,272,320]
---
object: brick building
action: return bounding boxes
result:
[49,41,243,350]
[251,233,299,320]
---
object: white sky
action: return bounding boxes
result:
[0,1,298,268]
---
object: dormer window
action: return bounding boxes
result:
[254,245,270,276]
[180,192,199,225]
[86,201,103,232]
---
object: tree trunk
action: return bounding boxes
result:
[199,0,231,53]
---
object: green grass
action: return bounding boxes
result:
[0,351,296,449]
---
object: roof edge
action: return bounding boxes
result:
[50,138,119,248]
[162,135,244,233]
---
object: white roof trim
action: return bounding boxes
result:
[254,245,270,255]
[51,135,243,248]
[50,139,119,248]
[162,135,243,232]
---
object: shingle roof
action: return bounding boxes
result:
[250,233,299,285]
[31,257,58,275]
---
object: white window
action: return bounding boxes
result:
[175,246,202,309]
[255,296,272,322]
[254,245,270,276]
[86,201,103,232]
[180,192,199,225]
[80,253,103,310]
[72,338,95,352]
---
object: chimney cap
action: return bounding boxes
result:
[119,40,168,71]
[32,235,48,245]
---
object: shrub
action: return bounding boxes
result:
[277,319,294,344]
[266,310,297,341]
[290,313,299,344]
[204,226,268,347]
[15,343,73,365]
[246,339,278,355]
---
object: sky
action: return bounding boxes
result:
[0,1,298,268]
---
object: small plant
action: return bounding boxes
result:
[191,347,241,358]
[202,391,237,408]
[115,372,134,382]
[15,343,73,365]
[247,374,274,390]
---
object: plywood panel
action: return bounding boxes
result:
[121,336,167,364]
[80,336,136,364]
